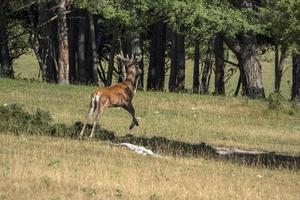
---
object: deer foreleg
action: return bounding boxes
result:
[122,102,139,129]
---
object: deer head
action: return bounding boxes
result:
[116,54,142,76]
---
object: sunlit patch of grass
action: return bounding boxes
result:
[0,134,299,200]
[0,78,299,154]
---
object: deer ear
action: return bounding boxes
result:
[138,67,142,74]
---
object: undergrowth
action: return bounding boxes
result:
[0,104,116,140]
[267,92,297,115]
[0,104,75,137]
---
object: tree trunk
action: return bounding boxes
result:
[107,25,118,86]
[234,73,242,96]
[201,41,213,94]
[0,12,13,78]
[292,51,300,101]
[274,43,279,92]
[57,0,69,84]
[147,21,166,91]
[32,1,57,82]
[169,31,185,92]
[130,32,143,90]
[121,30,132,56]
[175,33,185,92]
[137,34,144,90]
[275,44,287,92]
[88,14,98,84]
[240,34,264,98]
[68,8,78,83]
[169,31,178,92]
[224,35,265,98]
[226,0,264,98]
[76,11,86,83]
[47,22,59,82]
[214,33,225,95]
[193,41,200,93]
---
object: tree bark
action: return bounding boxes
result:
[240,34,264,98]
[87,13,98,84]
[137,34,144,90]
[275,44,287,92]
[121,30,132,56]
[68,8,78,83]
[234,73,242,96]
[76,11,86,83]
[30,1,57,82]
[226,0,265,98]
[292,51,300,101]
[0,12,13,78]
[175,33,185,92]
[130,32,143,90]
[201,41,213,94]
[224,35,265,98]
[214,33,225,95]
[107,25,118,86]
[169,31,185,92]
[147,21,166,91]
[193,41,200,93]
[169,31,178,92]
[57,0,69,84]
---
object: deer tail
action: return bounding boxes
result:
[90,92,100,112]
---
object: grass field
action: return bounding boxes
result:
[0,53,299,199]
[0,78,299,154]
[0,134,299,200]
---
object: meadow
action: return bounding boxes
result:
[0,53,299,199]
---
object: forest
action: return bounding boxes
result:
[0,0,299,100]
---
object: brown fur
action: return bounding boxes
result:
[80,55,141,138]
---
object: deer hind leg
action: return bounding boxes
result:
[89,98,106,138]
[79,94,98,137]
[122,102,139,130]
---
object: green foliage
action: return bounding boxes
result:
[0,104,70,136]
[260,0,300,46]
[267,92,286,110]
[74,0,144,27]
[0,103,116,139]
[267,92,297,115]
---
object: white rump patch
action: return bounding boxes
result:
[95,95,100,103]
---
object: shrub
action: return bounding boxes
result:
[267,92,285,110]
[0,104,115,139]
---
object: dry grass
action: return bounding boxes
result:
[0,134,299,200]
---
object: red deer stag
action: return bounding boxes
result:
[80,54,142,138]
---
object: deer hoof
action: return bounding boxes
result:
[129,123,135,130]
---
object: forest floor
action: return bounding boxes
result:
[0,53,299,199]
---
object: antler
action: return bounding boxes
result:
[116,53,142,63]
[116,54,131,62]
[135,55,142,62]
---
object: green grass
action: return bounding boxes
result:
[13,52,40,80]
[0,52,299,200]
[0,78,299,154]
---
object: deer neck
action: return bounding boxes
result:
[125,72,137,91]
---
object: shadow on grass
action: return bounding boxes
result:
[1,104,299,170]
[74,122,300,170]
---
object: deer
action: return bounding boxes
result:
[79,54,142,138]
